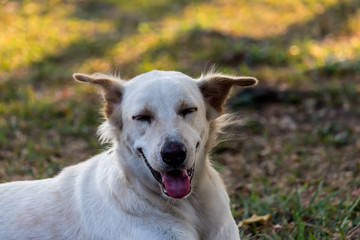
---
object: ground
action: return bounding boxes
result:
[0,0,359,239]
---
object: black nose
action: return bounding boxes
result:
[161,141,187,166]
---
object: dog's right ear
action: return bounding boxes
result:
[73,73,124,119]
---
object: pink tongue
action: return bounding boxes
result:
[160,170,190,199]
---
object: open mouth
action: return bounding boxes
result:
[139,149,194,199]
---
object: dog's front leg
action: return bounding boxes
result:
[212,220,240,240]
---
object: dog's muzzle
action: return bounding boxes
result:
[138,149,194,199]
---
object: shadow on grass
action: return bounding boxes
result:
[73,0,206,22]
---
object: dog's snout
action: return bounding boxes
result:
[161,141,187,166]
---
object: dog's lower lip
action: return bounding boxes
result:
[138,149,194,196]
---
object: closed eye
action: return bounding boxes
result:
[132,115,152,123]
[179,107,197,117]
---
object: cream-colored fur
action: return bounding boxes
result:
[0,70,257,240]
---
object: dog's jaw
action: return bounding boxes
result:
[138,149,194,199]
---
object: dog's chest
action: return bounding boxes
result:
[125,221,199,240]
[88,211,200,240]
[80,197,201,240]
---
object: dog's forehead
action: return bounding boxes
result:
[123,71,202,108]
[127,70,195,89]
[130,70,192,82]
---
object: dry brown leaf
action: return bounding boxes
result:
[238,214,272,227]
[291,154,301,162]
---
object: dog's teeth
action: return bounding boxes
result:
[187,168,194,178]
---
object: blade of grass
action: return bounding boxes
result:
[340,197,360,229]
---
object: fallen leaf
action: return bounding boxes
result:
[291,154,301,162]
[238,213,272,227]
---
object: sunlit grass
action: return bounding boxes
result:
[305,34,360,68]
[181,0,337,38]
[0,0,113,72]
[106,0,340,72]
[1,0,358,79]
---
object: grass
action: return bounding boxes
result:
[0,0,359,239]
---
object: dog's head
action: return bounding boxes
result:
[74,70,257,199]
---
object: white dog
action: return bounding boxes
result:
[0,70,257,239]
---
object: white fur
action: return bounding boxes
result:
[0,70,256,240]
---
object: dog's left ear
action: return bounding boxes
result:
[73,73,124,119]
[198,73,258,119]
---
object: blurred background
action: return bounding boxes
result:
[0,0,359,238]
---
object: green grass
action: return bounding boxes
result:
[232,182,360,239]
[0,0,359,239]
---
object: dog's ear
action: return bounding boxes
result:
[73,73,124,119]
[198,73,258,119]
